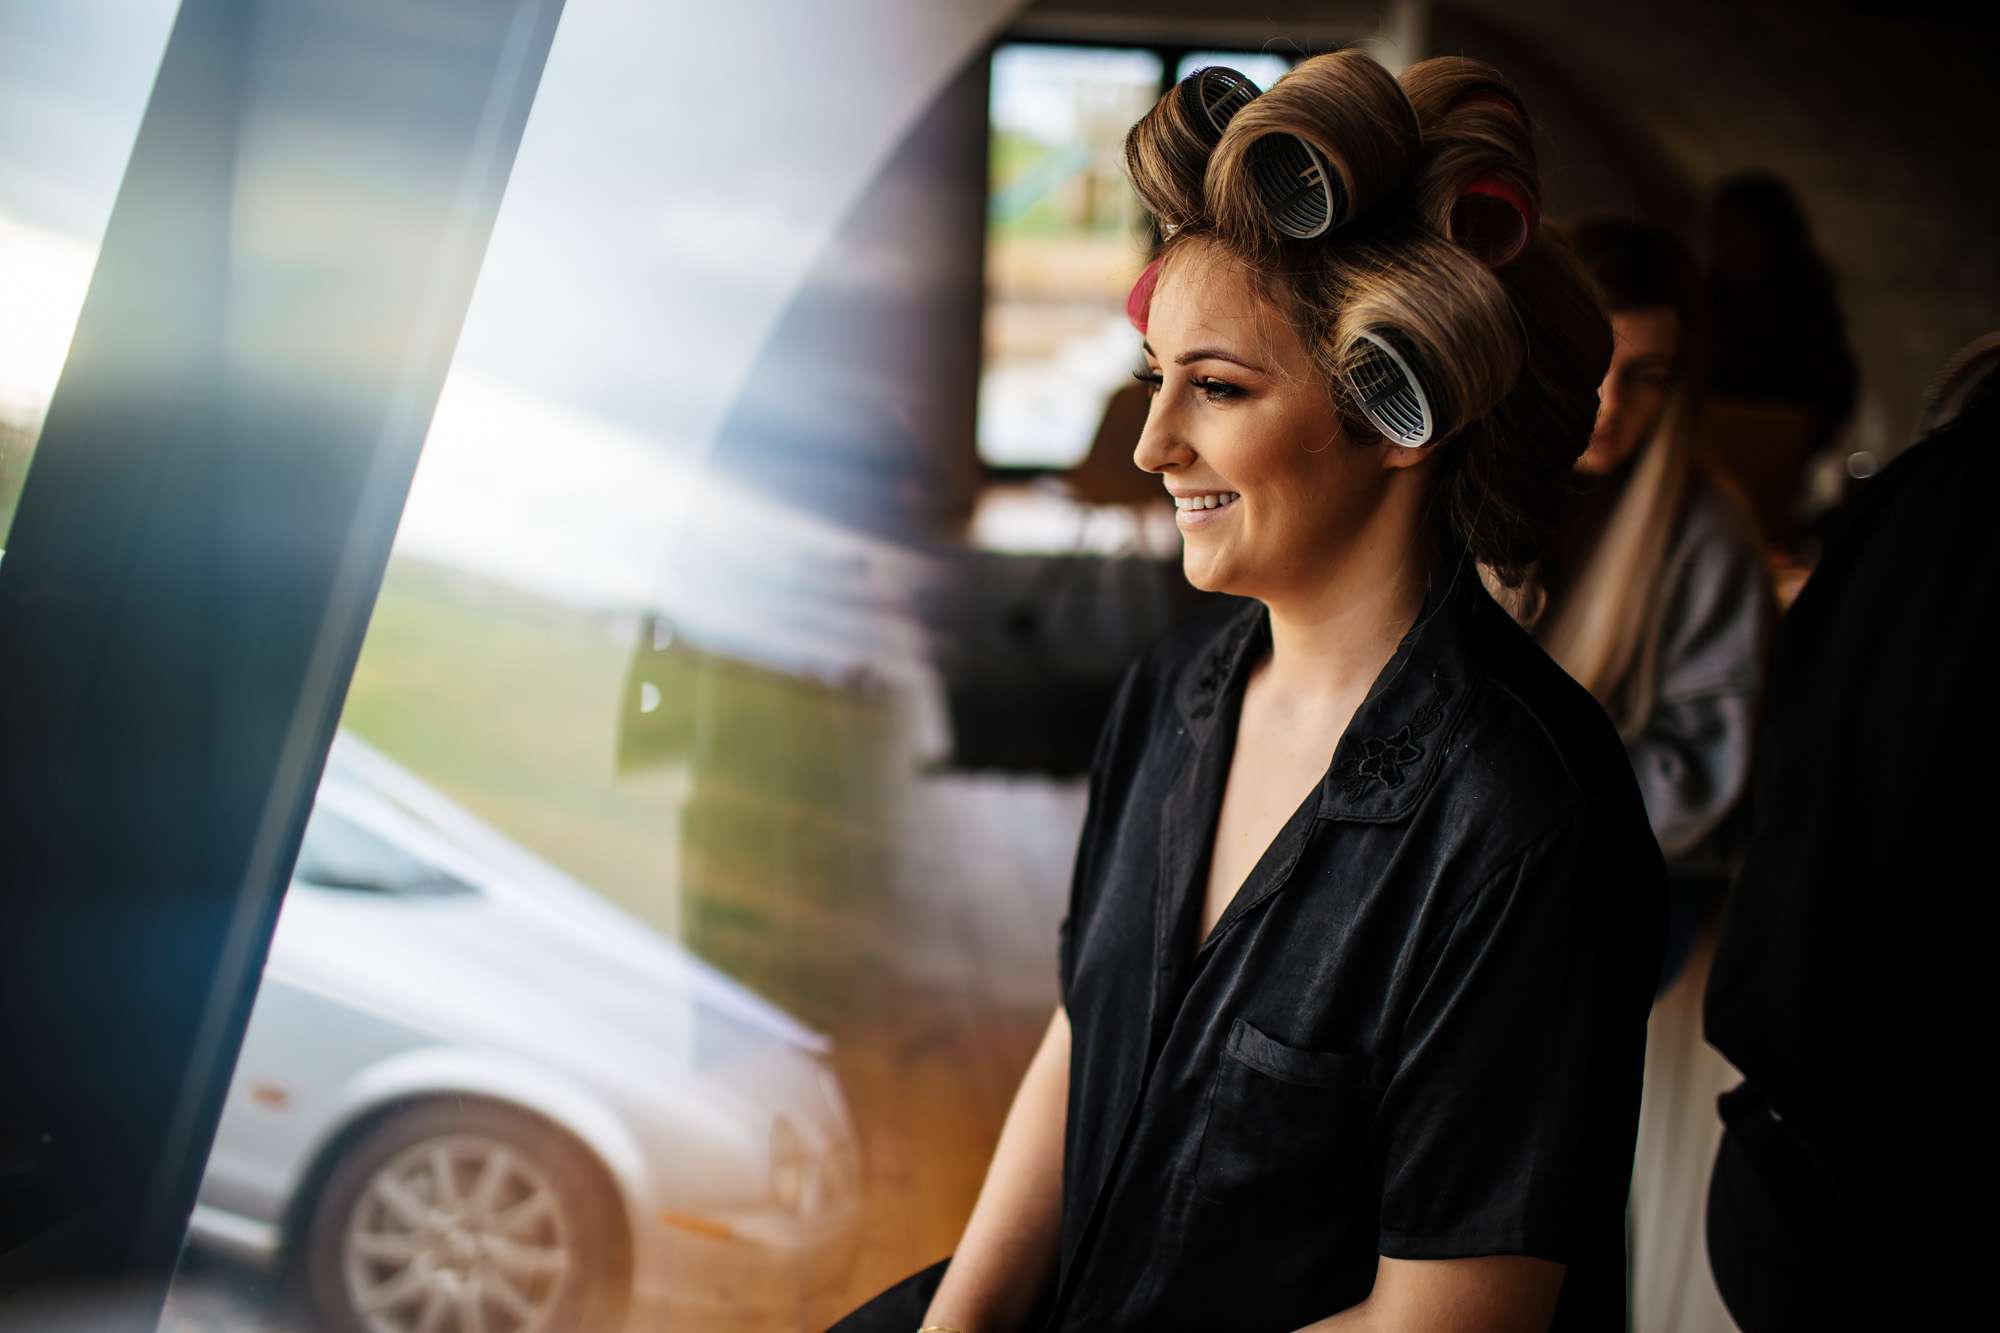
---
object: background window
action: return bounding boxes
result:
[977,43,1163,471]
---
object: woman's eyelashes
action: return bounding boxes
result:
[1131,368,1245,403]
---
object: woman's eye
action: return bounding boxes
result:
[1128,370,1244,403]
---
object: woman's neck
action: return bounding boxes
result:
[1543,452,1642,600]
[1255,538,1433,712]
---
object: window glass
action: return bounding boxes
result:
[162,4,1091,1330]
[0,0,182,557]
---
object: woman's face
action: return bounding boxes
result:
[1578,307,1680,476]
[1131,244,1422,599]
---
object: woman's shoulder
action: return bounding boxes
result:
[1450,588,1653,832]
[1672,463,1766,566]
[1656,464,1776,685]
[1396,593,1663,930]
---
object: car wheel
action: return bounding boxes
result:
[300,1099,628,1333]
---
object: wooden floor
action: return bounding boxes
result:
[811,762,1088,1324]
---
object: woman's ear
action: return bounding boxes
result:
[1378,436,1443,470]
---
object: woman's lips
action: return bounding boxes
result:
[1175,496,1239,530]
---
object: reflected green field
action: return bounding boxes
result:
[336,555,899,1027]
[1,417,35,554]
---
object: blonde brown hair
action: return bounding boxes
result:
[1533,219,1703,737]
[1122,50,1611,589]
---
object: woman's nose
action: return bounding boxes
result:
[1132,397,1189,475]
[1595,377,1621,430]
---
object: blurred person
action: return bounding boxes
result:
[1528,218,1776,989]
[1706,174,1857,447]
[1702,334,2000,1331]
[1514,218,1775,1333]
[831,51,1664,1333]
[1702,172,1858,554]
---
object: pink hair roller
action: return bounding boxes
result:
[1126,255,1165,333]
[1451,174,1537,269]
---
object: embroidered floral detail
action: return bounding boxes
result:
[1354,729,1424,788]
[1331,682,1456,799]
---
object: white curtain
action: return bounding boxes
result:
[1630,923,1741,1333]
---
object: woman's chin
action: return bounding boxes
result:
[1575,439,1635,476]
[1180,550,1233,594]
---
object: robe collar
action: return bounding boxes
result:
[1169,556,1486,823]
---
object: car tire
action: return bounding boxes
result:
[298,1099,628,1333]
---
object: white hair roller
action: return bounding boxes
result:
[1347,328,1445,447]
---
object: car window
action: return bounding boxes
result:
[292,803,476,897]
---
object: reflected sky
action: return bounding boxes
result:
[452,0,1019,449]
[0,0,178,419]
[2,0,1024,646]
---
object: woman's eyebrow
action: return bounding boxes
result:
[1176,346,1268,373]
[1139,341,1270,374]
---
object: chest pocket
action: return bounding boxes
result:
[1193,1016,1384,1219]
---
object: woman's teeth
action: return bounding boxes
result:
[1174,492,1240,510]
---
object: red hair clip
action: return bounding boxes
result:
[1452,175,1537,269]
[1126,255,1165,333]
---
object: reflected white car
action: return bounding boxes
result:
[190,731,863,1332]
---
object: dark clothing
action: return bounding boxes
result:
[837,558,1666,1331]
[1702,382,1999,1329]
[1703,1116,1847,1331]
[827,1256,1047,1333]
[1708,268,1857,457]
[1049,562,1662,1332]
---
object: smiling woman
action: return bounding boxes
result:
[833,46,1666,1333]
[1130,242,1425,601]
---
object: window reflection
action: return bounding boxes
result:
[292,798,476,898]
[135,2,1277,1328]
[164,1,1033,1328]
[0,0,181,557]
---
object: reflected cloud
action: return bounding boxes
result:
[0,215,95,423]
[402,371,939,681]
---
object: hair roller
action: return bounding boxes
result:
[1125,255,1164,332]
[1400,57,1542,269]
[1206,49,1421,250]
[1246,134,1342,239]
[1330,232,1526,447]
[1346,327,1445,446]
[1402,58,1533,133]
[1452,175,1538,268]
[1180,65,1261,141]
[1122,65,1263,235]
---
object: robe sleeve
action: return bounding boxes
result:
[1375,808,1661,1264]
[1626,481,1774,862]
